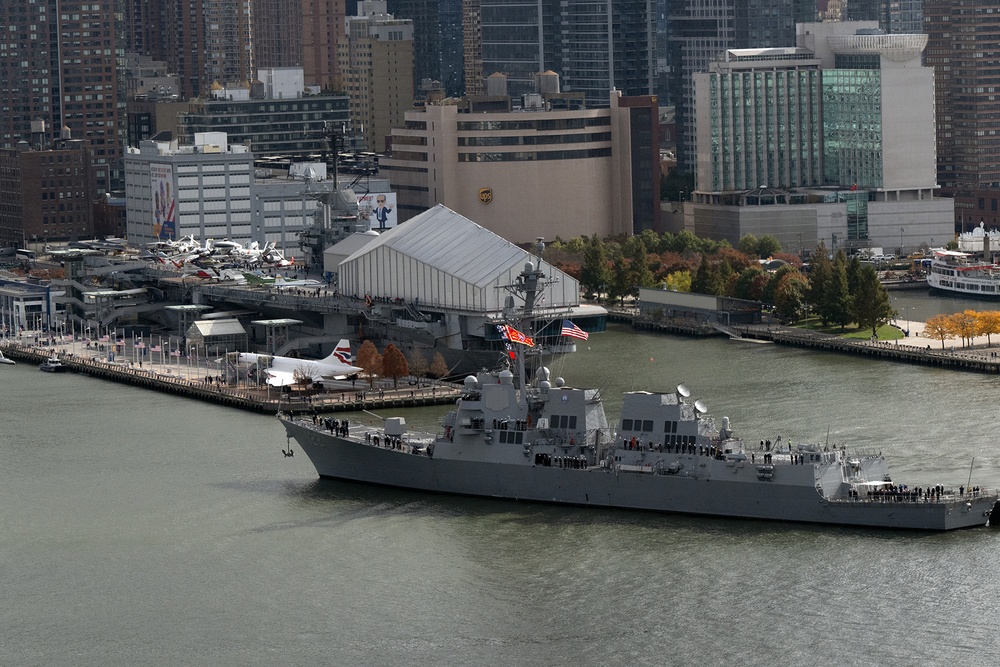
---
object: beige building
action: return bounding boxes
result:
[381,90,660,244]
[339,1,414,152]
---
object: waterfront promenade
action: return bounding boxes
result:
[0,336,462,415]
[615,307,1000,374]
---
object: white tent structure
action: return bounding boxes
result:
[338,205,580,313]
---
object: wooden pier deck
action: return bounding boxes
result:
[1,343,463,415]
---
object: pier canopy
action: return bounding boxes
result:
[186,318,248,356]
[337,205,581,313]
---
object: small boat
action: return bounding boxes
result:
[0,350,14,365]
[39,357,68,372]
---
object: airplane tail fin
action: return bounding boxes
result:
[325,339,353,365]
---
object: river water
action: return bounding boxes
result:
[4,290,1000,665]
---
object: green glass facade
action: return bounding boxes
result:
[821,69,883,191]
[707,69,822,192]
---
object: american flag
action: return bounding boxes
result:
[150,345,162,353]
[560,320,589,340]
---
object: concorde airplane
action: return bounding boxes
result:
[236,339,362,386]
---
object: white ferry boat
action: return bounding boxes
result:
[926,249,1000,298]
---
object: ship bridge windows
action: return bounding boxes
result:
[664,420,678,434]
[551,414,578,430]
[498,430,524,445]
[621,418,652,432]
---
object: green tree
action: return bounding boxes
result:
[580,237,611,298]
[826,253,852,330]
[733,266,767,300]
[774,272,810,322]
[737,234,759,258]
[608,246,633,305]
[381,343,409,389]
[846,255,863,296]
[691,257,726,295]
[763,265,799,304]
[809,244,833,324]
[850,265,895,338]
[625,236,656,291]
[756,235,782,258]
[356,339,383,388]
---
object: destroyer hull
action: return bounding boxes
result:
[282,419,993,531]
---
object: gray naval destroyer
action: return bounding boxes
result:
[279,263,999,531]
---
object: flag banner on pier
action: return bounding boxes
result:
[170,350,181,357]
[560,320,589,340]
[150,345,161,353]
[498,324,534,346]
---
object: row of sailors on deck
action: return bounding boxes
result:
[534,453,588,468]
[313,414,349,437]
[621,437,716,457]
[857,484,985,502]
[365,431,404,449]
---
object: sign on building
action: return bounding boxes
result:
[150,163,176,240]
[357,192,397,230]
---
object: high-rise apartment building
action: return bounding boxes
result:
[302,0,348,90]
[251,1,305,70]
[464,0,655,106]
[0,1,122,196]
[670,0,816,171]
[158,0,253,100]
[925,0,1000,230]
[340,1,415,151]
[387,0,440,95]
[846,0,923,35]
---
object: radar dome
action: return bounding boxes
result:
[463,375,479,390]
[499,369,514,385]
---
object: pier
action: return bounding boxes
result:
[0,341,463,415]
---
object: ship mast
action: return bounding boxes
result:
[501,240,551,407]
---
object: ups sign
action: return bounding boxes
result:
[478,188,493,204]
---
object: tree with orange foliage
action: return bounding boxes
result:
[381,343,409,389]
[977,310,1000,347]
[356,339,382,388]
[923,314,955,350]
[950,311,979,348]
